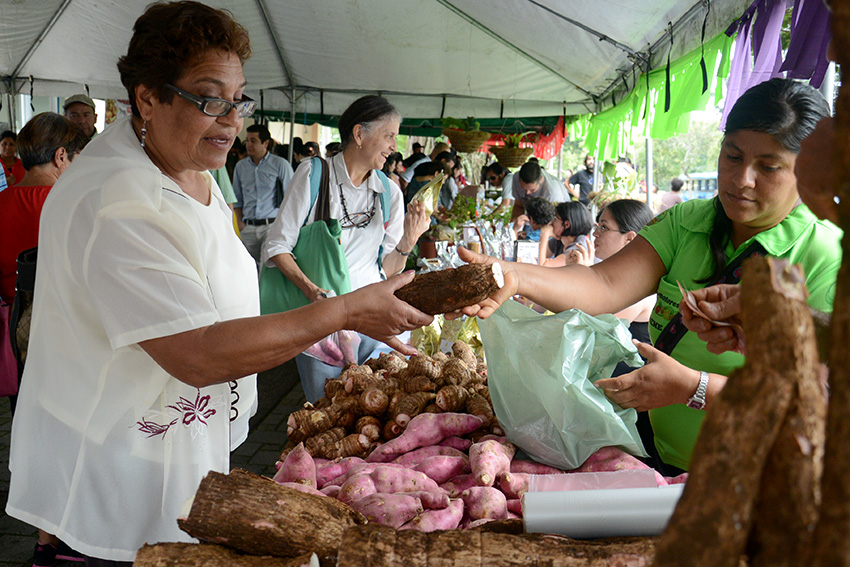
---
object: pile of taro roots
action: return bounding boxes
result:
[272,342,686,530]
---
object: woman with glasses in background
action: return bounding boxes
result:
[6,4,431,565]
[263,94,431,403]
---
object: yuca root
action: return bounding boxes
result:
[653,257,821,567]
[394,263,504,315]
[134,542,314,567]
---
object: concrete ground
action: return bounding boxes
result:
[0,361,305,566]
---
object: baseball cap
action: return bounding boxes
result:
[412,142,423,150]
[63,94,96,111]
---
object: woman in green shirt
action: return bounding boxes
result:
[455,78,841,474]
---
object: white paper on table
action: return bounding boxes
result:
[523,484,685,539]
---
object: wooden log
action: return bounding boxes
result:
[809,1,850,565]
[336,524,655,567]
[177,469,366,561]
[134,542,315,566]
[394,263,503,315]
[653,257,817,567]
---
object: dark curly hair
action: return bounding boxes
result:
[17,113,89,170]
[117,1,252,118]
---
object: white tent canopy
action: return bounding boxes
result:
[1,0,750,122]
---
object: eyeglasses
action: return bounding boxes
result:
[594,223,626,234]
[339,185,378,229]
[166,84,257,118]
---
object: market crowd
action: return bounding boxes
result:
[0,0,842,565]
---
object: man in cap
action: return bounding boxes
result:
[63,94,97,139]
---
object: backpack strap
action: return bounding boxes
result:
[374,170,392,227]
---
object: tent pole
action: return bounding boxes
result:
[288,87,295,164]
[820,62,836,113]
[645,138,654,209]
[556,146,563,180]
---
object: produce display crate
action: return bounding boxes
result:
[442,128,491,153]
[489,146,534,168]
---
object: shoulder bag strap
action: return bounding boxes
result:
[654,239,767,355]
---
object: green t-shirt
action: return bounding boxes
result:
[210,166,236,205]
[639,197,842,471]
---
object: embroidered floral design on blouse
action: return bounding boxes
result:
[135,390,224,439]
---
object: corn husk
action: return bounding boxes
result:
[411,172,445,215]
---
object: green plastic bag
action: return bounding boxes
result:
[478,300,647,470]
[258,218,351,314]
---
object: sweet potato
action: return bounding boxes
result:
[438,436,473,452]
[462,486,508,520]
[440,473,478,498]
[369,466,443,494]
[436,385,469,412]
[576,446,667,487]
[315,456,365,488]
[275,481,326,498]
[506,499,523,515]
[394,263,504,315]
[469,439,516,487]
[405,490,450,510]
[320,484,341,498]
[497,472,529,500]
[337,474,378,505]
[391,445,469,468]
[414,455,470,485]
[394,392,437,427]
[350,493,423,529]
[509,459,564,475]
[323,463,407,487]
[367,412,484,463]
[272,442,317,488]
[400,498,465,532]
[359,388,389,415]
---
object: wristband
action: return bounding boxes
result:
[395,245,411,256]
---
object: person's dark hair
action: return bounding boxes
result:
[701,78,830,283]
[488,162,508,177]
[555,201,593,237]
[518,161,542,184]
[272,143,289,158]
[382,152,402,175]
[434,151,455,165]
[0,130,16,143]
[292,137,305,155]
[117,1,252,118]
[304,141,320,156]
[524,197,556,227]
[601,199,654,234]
[413,161,444,178]
[247,123,271,144]
[670,178,684,192]
[325,142,341,158]
[402,152,423,168]
[17,113,89,170]
[337,95,401,151]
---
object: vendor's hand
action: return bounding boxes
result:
[342,271,433,356]
[679,284,745,355]
[403,199,431,242]
[566,240,595,266]
[796,117,839,224]
[444,247,518,320]
[594,341,698,412]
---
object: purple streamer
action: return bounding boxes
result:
[780,0,832,87]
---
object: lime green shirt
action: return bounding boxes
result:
[639,198,842,471]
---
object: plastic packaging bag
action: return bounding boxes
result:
[303,330,361,367]
[477,300,647,470]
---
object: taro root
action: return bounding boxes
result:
[394,263,504,315]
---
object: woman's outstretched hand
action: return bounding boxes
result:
[342,271,433,355]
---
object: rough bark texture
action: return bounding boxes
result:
[133,542,314,566]
[336,524,656,567]
[394,263,502,315]
[811,1,850,563]
[653,257,817,567]
[176,469,365,561]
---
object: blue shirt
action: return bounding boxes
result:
[232,152,294,220]
[0,170,7,193]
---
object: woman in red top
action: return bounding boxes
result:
[0,113,88,302]
[0,130,26,187]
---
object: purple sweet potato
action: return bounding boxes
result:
[369,466,443,494]
[315,456,366,488]
[323,462,406,487]
[509,459,564,475]
[469,439,516,487]
[350,493,423,529]
[366,413,484,463]
[506,499,523,515]
[461,486,508,521]
[438,436,473,452]
[406,490,450,510]
[414,455,470,485]
[272,442,317,488]
[400,498,465,532]
[440,473,478,498]
[320,484,341,498]
[497,472,529,500]
[576,446,667,486]
[391,445,469,468]
[337,474,377,505]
